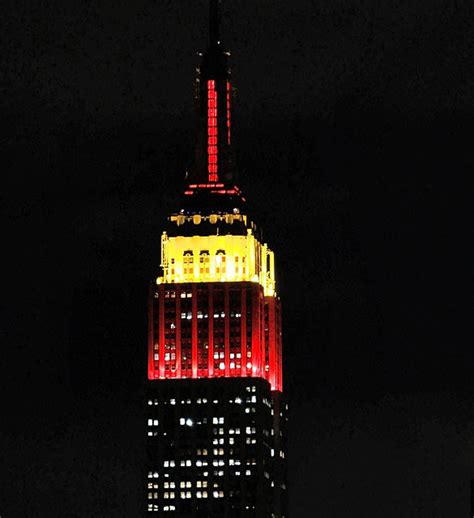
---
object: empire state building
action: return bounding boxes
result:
[146,2,288,515]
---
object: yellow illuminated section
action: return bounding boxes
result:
[157,215,276,296]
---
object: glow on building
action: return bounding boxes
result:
[207,79,218,182]
[147,0,283,392]
[148,212,282,390]
[146,1,287,515]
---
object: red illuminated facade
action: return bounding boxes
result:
[148,281,282,391]
[146,2,287,515]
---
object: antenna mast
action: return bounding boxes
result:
[209,0,220,46]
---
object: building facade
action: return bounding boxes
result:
[146,2,287,515]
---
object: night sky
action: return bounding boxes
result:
[2,1,473,516]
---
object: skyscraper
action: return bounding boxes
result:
[146,2,287,515]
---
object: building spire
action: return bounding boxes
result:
[184,0,243,203]
[209,0,220,47]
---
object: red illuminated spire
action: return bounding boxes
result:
[187,0,236,191]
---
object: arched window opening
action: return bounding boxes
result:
[200,251,210,276]
[215,250,226,276]
[183,251,194,280]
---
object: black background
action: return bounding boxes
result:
[2,1,473,516]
